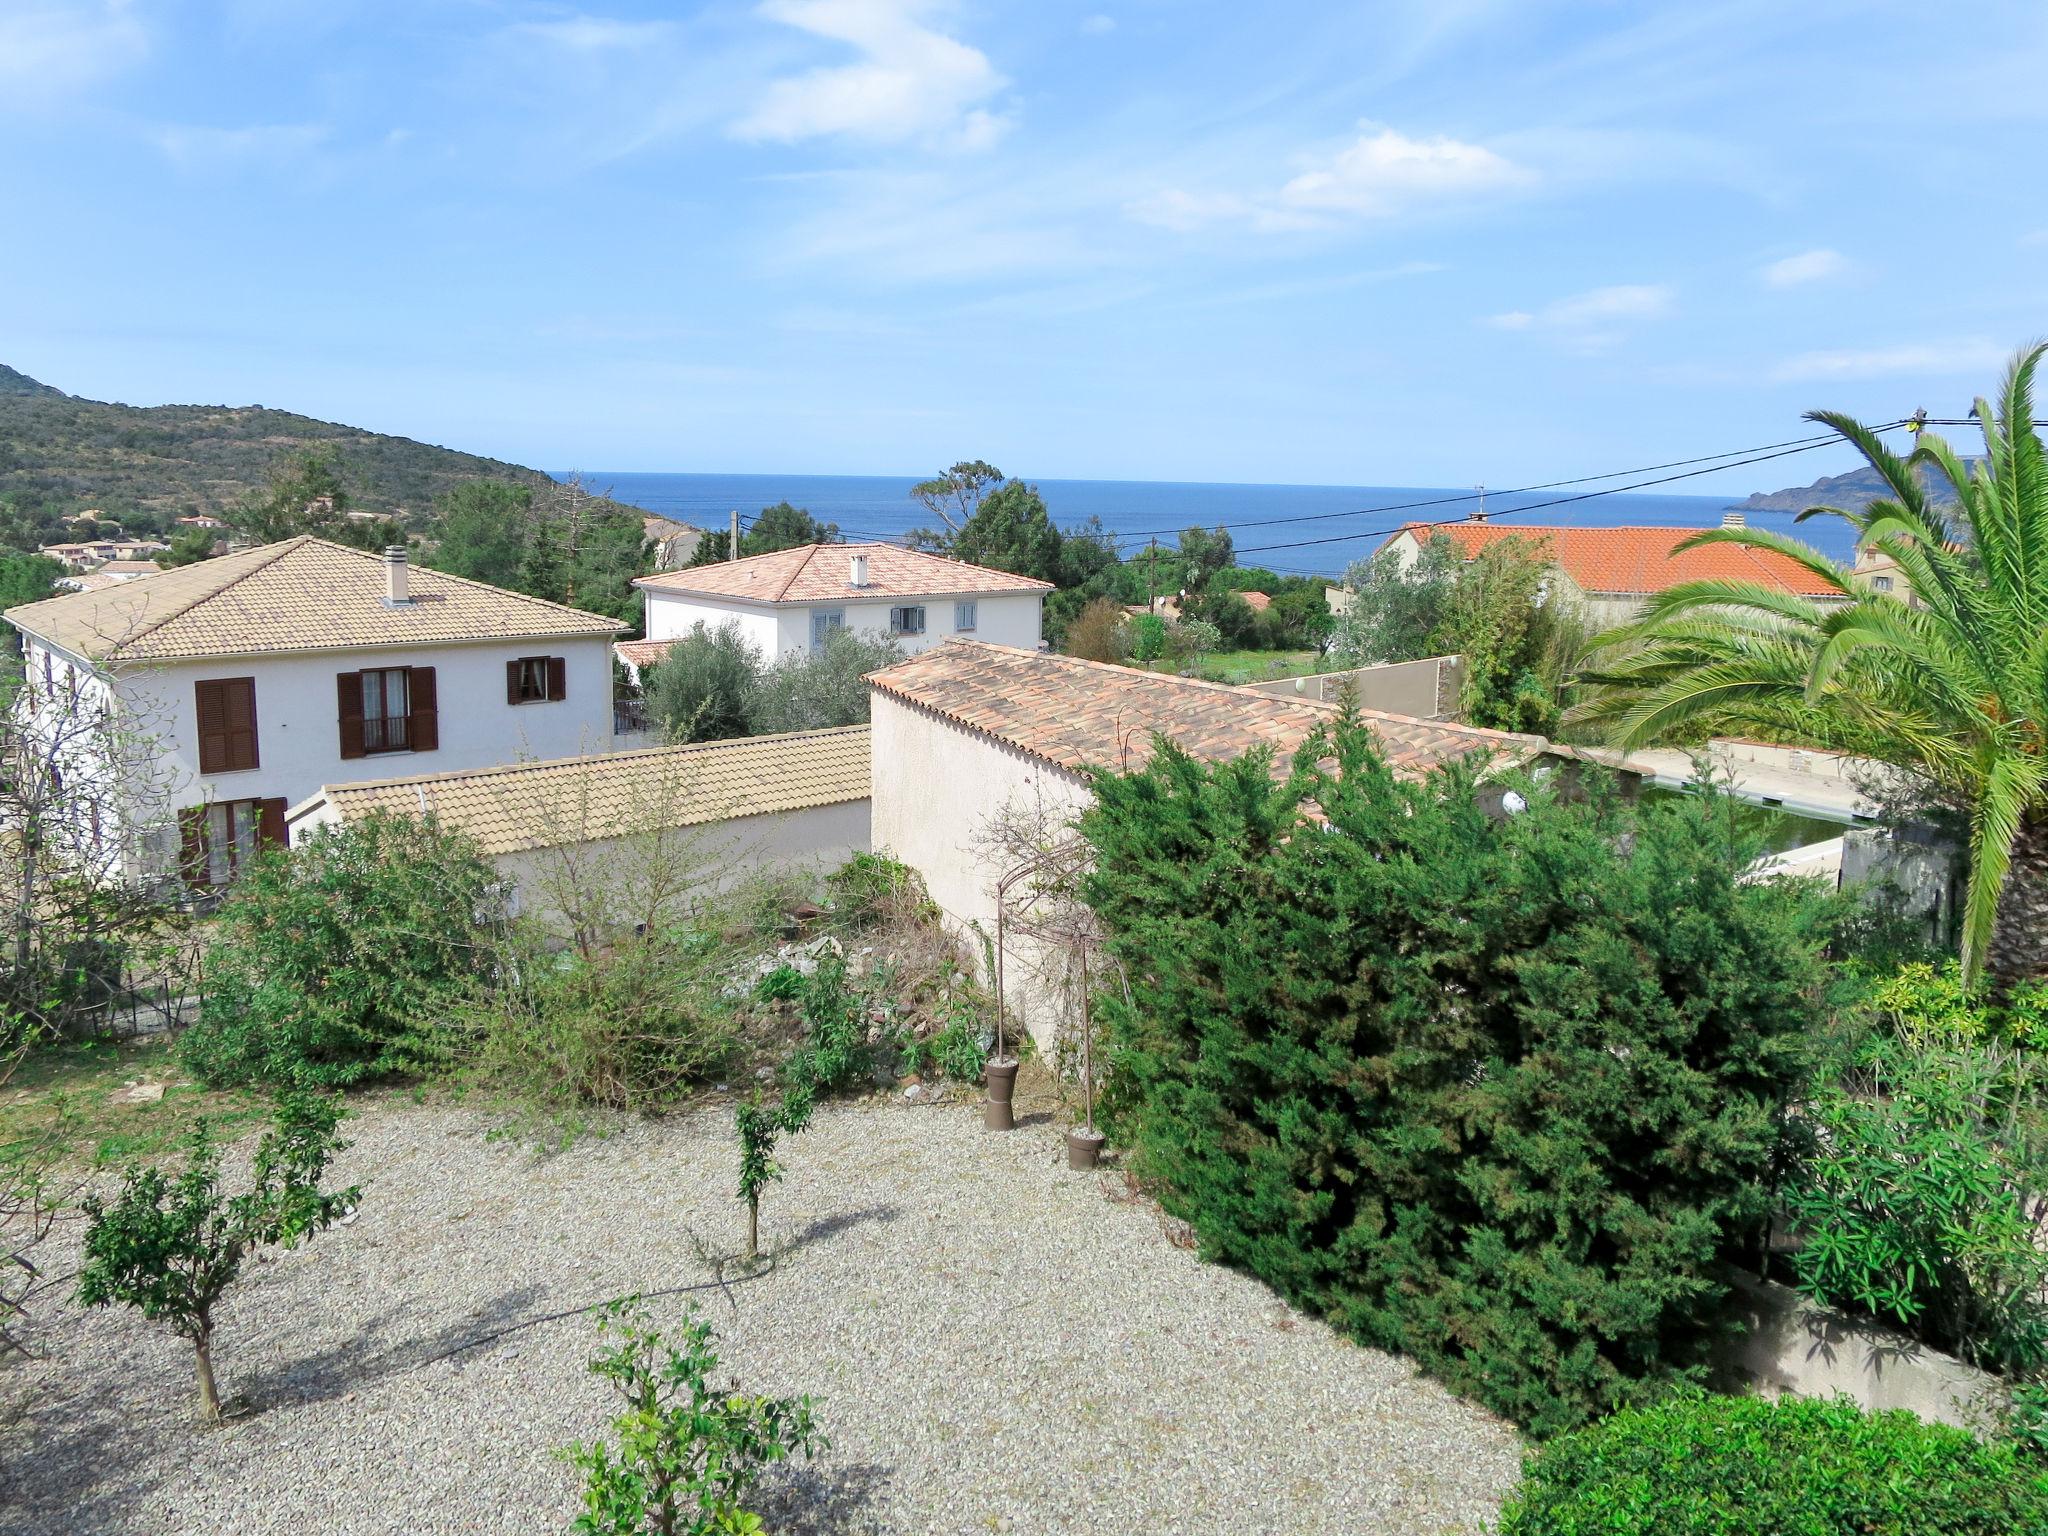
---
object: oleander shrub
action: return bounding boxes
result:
[1081,718,1832,1435]
[180,812,503,1088]
[1492,1391,2048,1535]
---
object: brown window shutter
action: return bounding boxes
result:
[337,671,366,759]
[547,656,567,701]
[195,681,229,773]
[408,666,439,752]
[225,678,259,771]
[506,659,522,706]
[256,797,288,850]
[179,806,209,887]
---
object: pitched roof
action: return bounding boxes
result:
[636,543,1054,605]
[1390,522,1845,598]
[865,640,1545,779]
[615,638,677,671]
[296,725,870,858]
[6,536,626,663]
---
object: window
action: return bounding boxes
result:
[507,655,567,704]
[1872,575,1894,592]
[338,666,439,759]
[954,600,977,632]
[181,797,286,888]
[810,608,845,654]
[194,677,260,773]
[890,605,926,636]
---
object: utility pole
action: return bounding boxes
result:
[1146,538,1158,612]
[729,509,740,562]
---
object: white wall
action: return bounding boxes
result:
[647,589,1041,660]
[99,633,618,817]
[870,690,1093,1054]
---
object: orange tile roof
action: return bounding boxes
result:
[635,543,1054,605]
[1390,522,1845,598]
[615,638,676,671]
[866,640,1545,779]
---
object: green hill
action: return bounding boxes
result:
[1733,457,1976,515]
[0,364,637,525]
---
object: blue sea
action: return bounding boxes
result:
[564,471,1857,578]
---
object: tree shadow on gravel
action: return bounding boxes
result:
[754,1458,895,1536]
[0,1381,168,1536]
[783,1203,904,1252]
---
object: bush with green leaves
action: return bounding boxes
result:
[180,812,502,1088]
[736,1085,814,1260]
[1866,960,2048,1049]
[645,622,761,744]
[75,1092,357,1421]
[448,924,739,1118]
[1786,1028,2048,1379]
[900,1001,987,1084]
[1080,719,1832,1434]
[824,852,933,931]
[746,627,902,736]
[563,1300,825,1536]
[1493,1390,2048,1535]
[782,953,870,1095]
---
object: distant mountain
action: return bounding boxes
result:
[1734,458,1977,515]
[0,364,647,523]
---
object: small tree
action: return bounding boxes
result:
[564,1300,826,1536]
[1060,596,1129,664]
[746,628,901,735]
[75,1092,358,1421]
[735,1085,813,1261]
[644,623,761,744]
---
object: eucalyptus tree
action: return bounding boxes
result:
[1576,343,2048,988]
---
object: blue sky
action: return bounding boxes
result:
[2,1,2044,492]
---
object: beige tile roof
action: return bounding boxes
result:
[6,536,626,663]
[300,725,870,858]
[636,543,1054,604]
[615,637,677,671]
[866,640,1547,779]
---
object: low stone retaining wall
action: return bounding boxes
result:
[1716,1271,2007,1433]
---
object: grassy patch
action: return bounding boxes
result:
[0,1036,268,1169]
[1133,649,1323,685]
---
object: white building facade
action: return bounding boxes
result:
[633,543,1050,666]
[7,536,625,887]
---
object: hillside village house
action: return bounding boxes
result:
[865,640,1561,1051]
[618,543,1051,679]
[1376,514,1848,629]
[5,536,625,887]
[39,537,170,571]
[290,725,871,936]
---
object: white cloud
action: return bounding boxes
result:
[0,0,147,110]
[1771,340,2006,384]
[1130,123,1532,232]
[151,123,330,169]
[1080,14,1115,35]
[735,0,1008,149]
[1762,248,1846,287]
[1487,283,1672,330]
[508,16,679,52]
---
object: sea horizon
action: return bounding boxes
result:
[561,470,1858,577]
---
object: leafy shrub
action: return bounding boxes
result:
[1061,595,1130,664]
[1867,960,2048,1049]
[784,953,871,1095]
[752,964,804,1004]
[76,1093,357,1420]
[1493,1391,2048,1535]
[901,1004,988,1084]
[1081,722,1831,1434]
[1787,1029,2048,1377]
[825,852,932,931]
[564,1301,825,1536]
[746,627,902,735]
[180,813,501,1088]
[449,926,739,1116]
[1128,612,1168,663]
[645,621,760,743]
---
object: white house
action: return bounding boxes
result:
[289,725,871,937]
[865,640,1555,1051]
[5,535,625,887]
[624,543,1051,676]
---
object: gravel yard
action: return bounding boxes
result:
[1,1094,1522,1536]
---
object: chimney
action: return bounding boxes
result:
[849,552,869,588]
[382,546,411,606]
[1722,511,1747,529]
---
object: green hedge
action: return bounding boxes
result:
[1080,721,1833,1434]
[1494,1392,2048,1535]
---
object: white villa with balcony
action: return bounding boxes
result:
[619,543,1051,678]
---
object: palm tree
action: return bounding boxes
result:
[1575,342,2048,989]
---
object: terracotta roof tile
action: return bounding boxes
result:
[866,640,1545,779]
[636,543,1054,605]
[615,638,676,670]
[1393,522,1844,598]
[6,536,626,663]
[299,725,870,858]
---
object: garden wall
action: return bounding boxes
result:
[1243,654,1465,720]
[1716,1272,2006,1434]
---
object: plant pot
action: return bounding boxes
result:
[984,1057,1018,1132]
[1066,1126,1105,1170]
